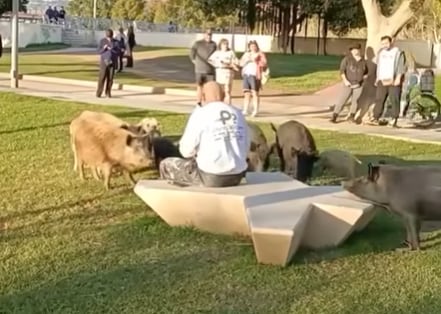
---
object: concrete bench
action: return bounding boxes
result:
[134,172,376,266]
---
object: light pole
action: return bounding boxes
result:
[92,0,97,29]
[10,0,19,88]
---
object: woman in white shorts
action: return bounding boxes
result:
[208,38,239,105]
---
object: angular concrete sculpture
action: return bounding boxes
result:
[134,172,377,266]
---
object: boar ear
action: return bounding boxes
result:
[367,163,380,182]
[249,142,257,152]
[120,124,129,131]
[126,134,134,146]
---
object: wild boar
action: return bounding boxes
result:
[247,122,270,172]
[151,136,182,170]
[138,117,161,137]
[342,163,441,250]
[316,149,363,179]
[270,120,319,182]
[71,117,155,190]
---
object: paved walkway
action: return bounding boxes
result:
[1,78,441,144]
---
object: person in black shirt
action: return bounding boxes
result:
[96,29,121,98]
[330,43,368,123]
[126,26,136,68]
[190,29,217,106]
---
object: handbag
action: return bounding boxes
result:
[261,67,270,85]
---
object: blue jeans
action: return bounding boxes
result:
[242,74,261,92]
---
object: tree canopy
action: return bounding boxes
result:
[0,0,28,16]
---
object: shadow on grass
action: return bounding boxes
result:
[0,249,224,313]
[0,122,71,135]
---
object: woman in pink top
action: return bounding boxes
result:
[239,40,267,117]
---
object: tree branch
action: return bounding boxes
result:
[387,0,414,37]
[361,0,383,26]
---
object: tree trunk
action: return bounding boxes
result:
[357,0,415,122]
[322,15,328,56]
[290,3,298,54]
[316,15,321,55]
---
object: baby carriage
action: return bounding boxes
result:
[391,68,441,128]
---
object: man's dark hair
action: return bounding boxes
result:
[106,29,114,38]
[380,35,392,42]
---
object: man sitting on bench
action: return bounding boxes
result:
[159,81,250,187]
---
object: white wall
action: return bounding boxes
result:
[0,22,63,48]
[93,30,275,52]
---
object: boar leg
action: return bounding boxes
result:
[78,160,85,181]
[91,167,101,181]
[125,170,136,186]
[101,163,113,190]
[405,214,421,250]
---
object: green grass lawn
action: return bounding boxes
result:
[0,48,340,93]
[2,92,441,313]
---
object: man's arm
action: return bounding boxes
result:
[394,51,406,85]
[189,41,197,63]
[339,57,349,85]
[179,109,202,158]
[97,38,107,54]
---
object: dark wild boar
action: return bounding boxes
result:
[151,136,182,170]
[342,163,441,250]
[270,120,319,182]
[247,122,270,172]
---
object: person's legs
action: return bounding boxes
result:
[388,85,402,127]
[195,73,205,105]
[96,63,108,97]
[242,75,252,114]
[118,53,123,72]
[159,157,202,186]
[372,81,389,122]
[105,65,115,97]
[348,86,363,120]
[224,82,233,105]
[331,83,352,122]
[249,76,260,117]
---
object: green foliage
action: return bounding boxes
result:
[151,0,237,29]
[67,0,114,18]
[111,0,146,20]
[0,0,28,15]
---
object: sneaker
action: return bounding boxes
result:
[387,118,399,128]
[329,113,338,123]
[347,114,355,123]
[367,118,380,126]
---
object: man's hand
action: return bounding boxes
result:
[374,80,379,87]
[343,79,351,87]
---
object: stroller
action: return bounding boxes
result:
[383,68,440,128]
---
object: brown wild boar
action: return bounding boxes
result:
[70,111,160,178]
[342,163,441,251]
[71,117,155,190]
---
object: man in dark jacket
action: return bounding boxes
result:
[190,29,217,106]
[96,29,121,98]
[330,43,368,123]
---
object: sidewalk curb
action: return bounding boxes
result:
[0,73,196,96]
